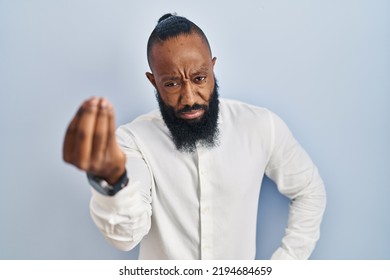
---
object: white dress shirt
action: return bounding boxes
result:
[89,98,326,259]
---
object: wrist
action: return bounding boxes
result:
[87,169,129,196]
[105,167,126,185]
[103,152,126,185]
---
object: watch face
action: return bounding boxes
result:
[87,174,113,196]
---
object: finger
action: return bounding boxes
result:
[105,102,126,181]
[107,103,126,175]
[73,97,99,170]
[63,106,81,163]
[90,98,110,170]
[107,101,117,149]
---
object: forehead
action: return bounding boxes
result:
[149,34,212,75]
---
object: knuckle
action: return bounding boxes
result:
[89,161,101,173]
[84,104,98,114]
[75,160,89,171]
[76,130,86,141]
[89,152,106,171]
[97,106,109,116]
[93,133,102,144]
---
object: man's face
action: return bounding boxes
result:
[146,34,219,152]
[146,34,217,121]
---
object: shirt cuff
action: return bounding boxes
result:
[90,184,135,211]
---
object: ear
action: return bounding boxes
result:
[145,72,157,89]
[212,57,217,67]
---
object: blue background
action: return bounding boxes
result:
[1,0,389,259]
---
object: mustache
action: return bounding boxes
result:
[155,76,220,153]
[177,104,208,114]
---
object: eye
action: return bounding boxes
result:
[194,76,206,83]
[164,81,178,87]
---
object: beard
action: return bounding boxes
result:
[156,79,220,153]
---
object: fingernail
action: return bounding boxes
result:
[100,98,108,109]
[89,97,99,107]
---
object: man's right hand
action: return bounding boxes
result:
[63,97,126,185]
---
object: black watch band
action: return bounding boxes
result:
[87,170,129,196]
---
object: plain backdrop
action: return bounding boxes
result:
[0,0,389,259]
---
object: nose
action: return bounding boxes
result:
[179,81,196,107]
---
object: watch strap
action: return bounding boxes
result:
[87,170,129,196]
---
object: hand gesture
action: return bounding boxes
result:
[63,97,125,184]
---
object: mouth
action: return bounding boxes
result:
[179,109,205,120]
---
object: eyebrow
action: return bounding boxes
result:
[160,76,181,83]
[160,67,211,82]
[160,75,180,83]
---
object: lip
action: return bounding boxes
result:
[179,109,205,120]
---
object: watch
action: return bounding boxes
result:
[87,170,129,196]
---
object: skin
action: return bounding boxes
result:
[63,33,216,184]
[146,34,217,121]
[63,97,125,184]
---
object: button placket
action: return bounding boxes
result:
[197,146,213,259]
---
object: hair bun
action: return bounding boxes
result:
[158,13,176,23]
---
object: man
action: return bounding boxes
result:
[63,13,326,259]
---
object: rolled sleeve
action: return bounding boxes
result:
[89,126,153,251]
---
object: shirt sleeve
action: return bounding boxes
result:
[89,126,153,251]
[265,111,326,260]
